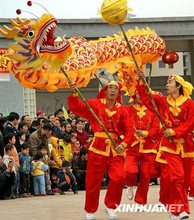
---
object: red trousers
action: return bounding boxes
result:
[150,161,160,179]
[189,161,194,197]
[150,161,171,205]
[84,151,125,213]
[159,163,171,205]
[163,152,193,215]
[125,152,156,205]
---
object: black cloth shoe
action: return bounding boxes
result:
[46,190,55,195]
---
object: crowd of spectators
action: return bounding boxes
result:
[0,109,93,199]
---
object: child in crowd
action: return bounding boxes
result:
[4,133,20,198]
[18,143,32,197]
[72,147,88,190]
[2,145,16,199]
[17,131,26,154]
[59,146,65,161]
[32,152,48,196]
[3,145,15,172]
[71,139,81,156]
[70,132,77,144]
[0,155,15,199]
[39,145,54,195]
[59,134,73,162]
[50,137,62,193]
[86,134,94,145]
[57,160,78,195]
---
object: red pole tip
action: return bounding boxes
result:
[16,9,21,15]
[27,1,32,6]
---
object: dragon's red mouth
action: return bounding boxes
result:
[34,18,70,53]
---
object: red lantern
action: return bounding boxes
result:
[162,51,179,69]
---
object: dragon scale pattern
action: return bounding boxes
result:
[0,13,166,95]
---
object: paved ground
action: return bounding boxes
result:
[0,186,193,220]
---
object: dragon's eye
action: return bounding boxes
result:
[27,30,35,38]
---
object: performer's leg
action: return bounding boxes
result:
[159,163,171,205]
[150,161,160,180]
[189,161,194,197]
[135,153,155,205]
[125,154,139,187]
[164,152,191,215]
[104,155,125,209]
[84,151,107,213]
[182,158,193,196]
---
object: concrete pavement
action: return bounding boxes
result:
[0,186,193,220]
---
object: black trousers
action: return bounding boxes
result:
[20,172,31,194]
[0,172,15,198]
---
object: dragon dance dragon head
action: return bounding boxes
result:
[1,12,72,72]
[0,2,98,91]
[0,1,166,95]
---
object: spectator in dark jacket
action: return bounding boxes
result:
[72,148,88,190]
[0,155,15,199]
[4,112,20,152]
[57,160,78,194]
[28,123,52,158]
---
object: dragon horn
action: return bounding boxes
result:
[0,17,30,39]
[0,26,19,39]
[10,17,30,27]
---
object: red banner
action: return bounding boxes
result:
[0,48,9,73]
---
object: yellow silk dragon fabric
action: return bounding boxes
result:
[0,2,166,94]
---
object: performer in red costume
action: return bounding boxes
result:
[188,158,194,201]
[125,91,160,208]
[137,72,194,220]
[189,131,194,201]
[68,81,133,220]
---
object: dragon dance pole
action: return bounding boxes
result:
[100,0,167,131]
[118,24,167,131]
[60,67,118,149]
[148,63,153,86]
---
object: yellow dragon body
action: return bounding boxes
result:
[0,12,166,95]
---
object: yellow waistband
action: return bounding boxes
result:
[94,132,118,139]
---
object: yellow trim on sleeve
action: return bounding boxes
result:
[142,131,149,137]
[168,128,176,136]
[120,135,124,140]
[121,142,127,148]
[72,92,78,97]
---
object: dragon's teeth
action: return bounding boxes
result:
[36,44,40,52]
[54,37,62,42]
